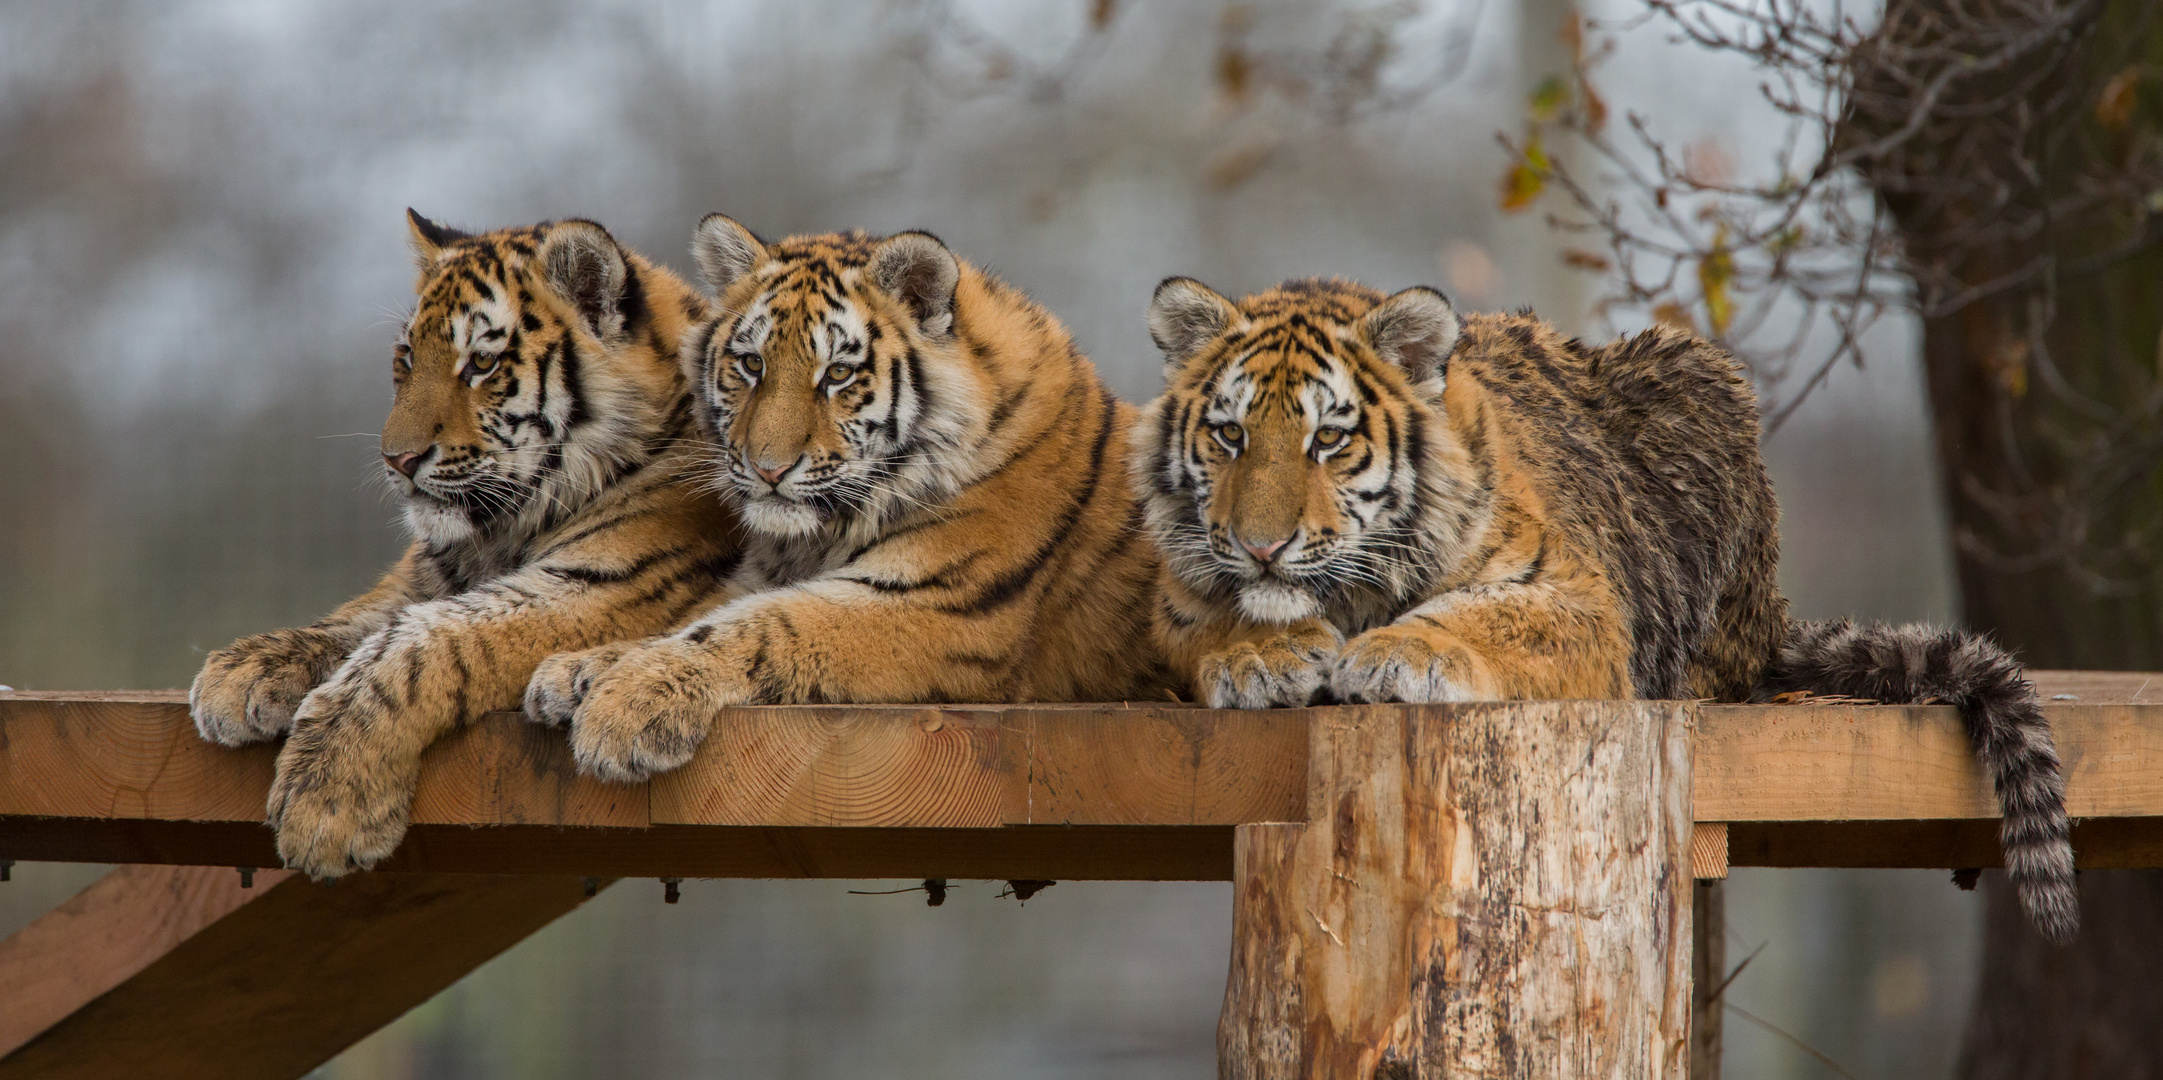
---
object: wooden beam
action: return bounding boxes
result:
[1219,702,1693,1078]
[0,866,606,1080]
[4,675,2161,878]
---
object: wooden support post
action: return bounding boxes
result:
[1219,702,1695,1079]
[0,865,608,1080]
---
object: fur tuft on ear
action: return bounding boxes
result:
[538,219,630,343]
[871,231,960,338]
[692,214,767,297]
[1147,277,1236,371]
[406,209,470,266]
[1360,286,1460,383]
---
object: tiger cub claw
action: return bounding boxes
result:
[190,629,345,746]
[1331,627,1477,704]
[524,642,635,728]
[564,639,733,783]
[1197,630,1340,709]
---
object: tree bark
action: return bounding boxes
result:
[1217,702,1694,1079]
[1847,0,2163,1071]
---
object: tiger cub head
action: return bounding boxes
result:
[1133,277,1478,625]
[683,216,982,539]
[386,212,702,545]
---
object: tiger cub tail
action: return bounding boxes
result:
[1755,618,2078,943]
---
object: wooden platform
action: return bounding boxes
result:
[3,672,2160,878]
[2,672,2159,1078]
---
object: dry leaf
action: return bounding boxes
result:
[1207,141,1275,191]
[1698,226,1735,336]
[1562,248,1611,272]
[1579,76,1608,137]
[1652,301,1697,333]
[1217,46,1252,102]
[2098,66,2141,132]
[1529,75,1569,123]
[1499,137,1551,213]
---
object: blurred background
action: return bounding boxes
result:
[0,0,1999,1076]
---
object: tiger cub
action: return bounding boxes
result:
[191,212,744,878]
[523,219,1167,780]
[1131,276,2078,942]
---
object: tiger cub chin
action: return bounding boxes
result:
[523,219,1170,781]
[190,212,744,879]
[1131,276,2078,943]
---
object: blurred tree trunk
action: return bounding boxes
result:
[1847,0,2163,1074]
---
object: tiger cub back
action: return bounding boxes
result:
[524,220,1168,782]
[191,213,743,878]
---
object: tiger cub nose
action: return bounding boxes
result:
[1240,536,1290,563]
[753,456,798,485]
[384,450,426,478]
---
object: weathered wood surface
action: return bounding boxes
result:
[0,867,605,1080]
[3,671,2160,877]
[1219,702,1694,1079]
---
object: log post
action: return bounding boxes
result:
[1219,702,1695,1079]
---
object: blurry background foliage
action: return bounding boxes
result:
[4,0,2086,1076]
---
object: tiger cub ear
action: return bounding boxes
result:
[405,209,469,267]
[871,231,960,338]
[692,214,768,297]
[1148,277,1236,372]
[1360,286,1459,383]
[538,219,631,344]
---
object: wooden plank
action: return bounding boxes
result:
[1693,703,2163,821]
[2029,670,2163,704]
[1220,702,1693,1078]
[1017,708,1307,826]
[0,819,1238,881]
[5,692,2162,876]
[0,868,606,1080]
[1728,816,2163,869]
[651,707,1016,827]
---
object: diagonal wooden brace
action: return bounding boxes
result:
[0,865,608,1080]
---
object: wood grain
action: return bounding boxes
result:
[1219,702,1694,1079]
[1692,822,1730,880]
[1693,703,2163,821]
[0,869,606,1080]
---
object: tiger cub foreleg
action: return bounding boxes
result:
[1157,570,1341,708]
[541,583,1022,782]
[190,552,424,746]
[267,556,726,879]
[1330,579,1631,703]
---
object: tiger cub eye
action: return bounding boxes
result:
[823,363,852,385]
[1313,426,1348,448]
[1216,422,1245,445]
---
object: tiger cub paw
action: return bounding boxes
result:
[566,638,743,783]
[1196,627,1341,709]
[1331,626,1483,704]
[191,628,350,746]
[265,676,414,879]
[524,641,640,728]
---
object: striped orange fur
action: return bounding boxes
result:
[1132,275,2078,941]
[191,213,744,878]
[524,220,1169,781]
